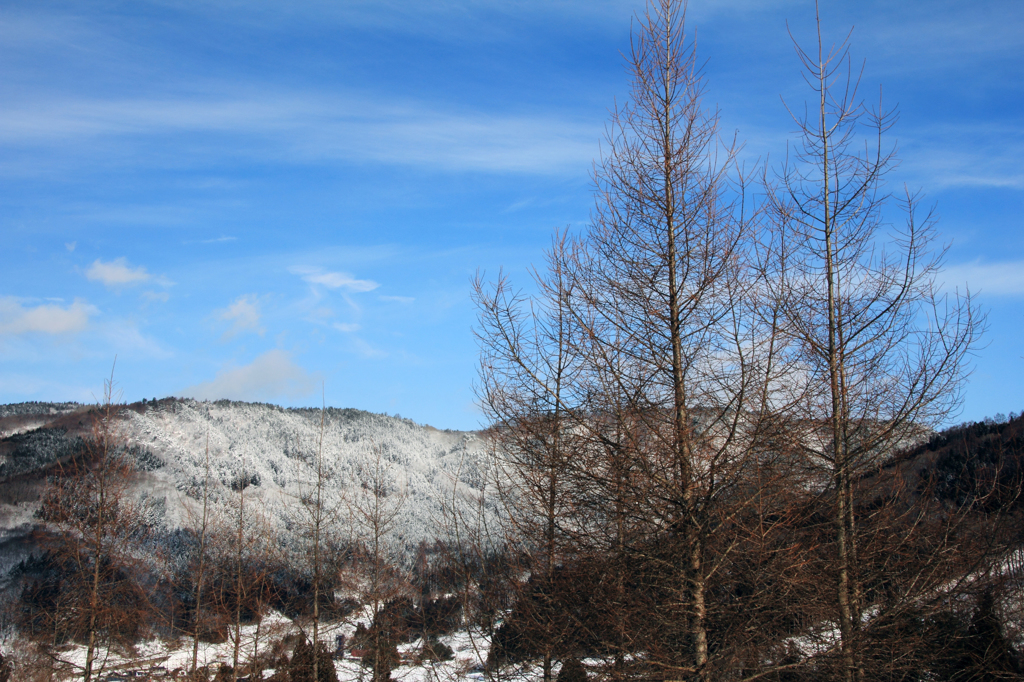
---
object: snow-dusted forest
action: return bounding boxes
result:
[1,398,492,553]
[125,398,491,553]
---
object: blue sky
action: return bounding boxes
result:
[1,0,1021,430]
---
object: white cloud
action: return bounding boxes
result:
[216,294,264,339]
[65,241,76,252]
[942,260,1024,297]
[85,257,150,287]
[180,349,317,401]
[292,267,379,292]
[333,322,361,332]
[142,291,171,303]
[0,297,96,335]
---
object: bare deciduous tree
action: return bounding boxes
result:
[38,367,154,681]
[290,397,341,682]
[435,449,510,682]
[217,455,280,682]
[759,4,984,679]
[185,434,213,679]
[474,2,786,679]
[561,0,775,674]
[348,444,407,682]
[474,231,586,682]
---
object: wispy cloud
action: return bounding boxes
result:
[291,266,379,292]
[379,295,415,303]
[942,260,1024,297]
[0,90,601,176]
[351,337,388,359]
[866,4,1024,73]
[96,319,173,359]
[85,257,150,287]
[0,297,96,335]
[900,123,1024,190]
[185,235,238,245]
[216,294,264,339]
[152,0,802,45]
[333,322,361,333]
[146,0,637,44]
[179,349,318,401]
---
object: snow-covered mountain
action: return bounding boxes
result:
[0,399,494,564]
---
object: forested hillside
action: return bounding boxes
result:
[0,397,490,554]
[0,397,497,679]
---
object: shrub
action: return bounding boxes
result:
[557,658,587,682]
[420,636,454,662]
[288,637,339,682]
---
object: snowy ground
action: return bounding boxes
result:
[6,611,496,681]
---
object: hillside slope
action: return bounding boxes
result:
[0,399,493,566]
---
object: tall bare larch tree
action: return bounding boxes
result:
[475,1,785,678]
[565,2,780,674]
[759,5,984,679]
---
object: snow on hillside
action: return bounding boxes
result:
[0,402,81,420]
[120,400,494,558]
